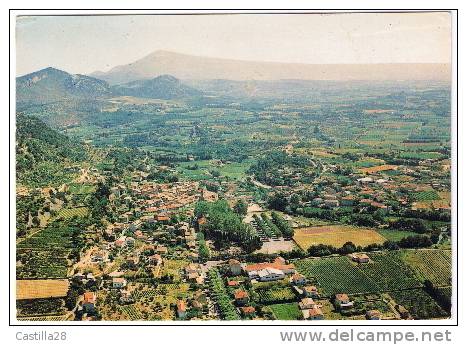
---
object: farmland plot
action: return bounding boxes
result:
[295,256,377,296]
[360,252,422,291]
[390,289,449,320]
[294,225,386,249]
[401,249,452,287]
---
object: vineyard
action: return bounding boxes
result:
[17,249,69,278]
[17,220,83,279]
[411,190,441,202]
[207,268,240,320]
[358,252,421,291]
[295,256,377,296]
[295,252,422,296]
[119,304,143,320]
[56,207,89,220]
[390,289,449,320]
[401,249,452,286]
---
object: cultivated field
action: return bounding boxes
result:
[359,164,398,174]
[401,249,452,287]
[295,252,422,296]
[293,225,387,250]
[17,279,69,300]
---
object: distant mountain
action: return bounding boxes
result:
[111,74,202,99]
[91,50,451,84]
[17,67,112,103]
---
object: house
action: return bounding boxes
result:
[120,290,134,304]
[348,253,370,264]
[112,277,127,289]
[244,258,295,280]
[157,214,170,223]
[125,237,135,247]
[340,196,355,206]
[82,292,96,312]
[303,307,325,320]
[366,309,382,320]
[125,256,139,268]
[299,298,316,310]
[227,280,240,287]
[91,252,105,263]
[148,254,162,266]
[291,273,306,285]
[234,290,249,306]
[303,285,319,298]
[177,300,187,319]
[228,259,243,276]
[358,177,374,184]
[155,245,168,255]
[257,268,285,282]
[240,306,256,316]
[115,236,126,248]
[324,199,339,208]
[334,294,354,310]
[191,300,203,311]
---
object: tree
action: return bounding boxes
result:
[233,199,248,216]
[339,241,357,254]
[268,192,288,212]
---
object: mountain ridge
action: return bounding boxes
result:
[90,50,451,85]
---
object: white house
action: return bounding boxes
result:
[257,268,285,282]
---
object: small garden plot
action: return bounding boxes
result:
[254,285,296,304]
[293,225,386,250]
[389,289,449,320]
[269,303,302,320]
[401,249,452,287]
[119,304,143,320]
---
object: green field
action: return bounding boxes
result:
[377,229,419,242]
[269,303,302,320]
[68,183,96,194]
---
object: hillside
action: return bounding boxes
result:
[91,50,451,84]
[16,115,88,187]
[17,67,112,104]
[111,74,202,99]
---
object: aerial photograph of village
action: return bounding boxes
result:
[14,12,453,322]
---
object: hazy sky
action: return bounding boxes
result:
[16,12,451,76]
